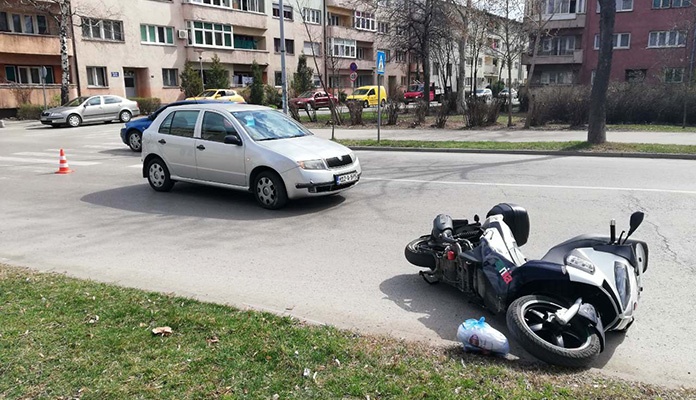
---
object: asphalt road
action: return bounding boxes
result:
[1,121,695,388]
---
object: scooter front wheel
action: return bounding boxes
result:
[506,295,601,368]
[404,236,437,269]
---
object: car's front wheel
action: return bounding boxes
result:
[363,100,369,108]
[127,130,142,152]
[253,171,288,210]
[147,158,174,192]
[67,114,81,127]
[305,102,314,111]
[119,110,132,123]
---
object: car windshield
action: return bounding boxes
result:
[232,110,313,141]
[199,90,217,97]
[352,88,369,95]
[476,89,487,94]
[64,97,89,107]
[407,85,422,92]
[299,91,315,98]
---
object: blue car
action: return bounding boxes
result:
[120,99,221,152]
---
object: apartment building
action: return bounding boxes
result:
[1,0,527,113]
[525,0,694,85]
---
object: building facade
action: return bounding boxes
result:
[525,0,694,85]
[1,0,526,112]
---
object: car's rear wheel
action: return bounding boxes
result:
[67,114,82,127]
[119,110,132,123]
[380,99,386,107]
[305,102,314,111]
[127,130,142,152]
[254,171,288,210]
[147,158,174,192]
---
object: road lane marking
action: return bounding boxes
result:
[0,156,100,166]
[128,164,142,168]
[15,152,105,159]
[363,177,696,195]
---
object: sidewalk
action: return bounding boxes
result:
[311,127,696,145]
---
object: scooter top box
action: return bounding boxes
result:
[487,203,530,246]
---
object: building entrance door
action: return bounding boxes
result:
[124,69,136,98]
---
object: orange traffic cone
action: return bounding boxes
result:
[55,148,74,174]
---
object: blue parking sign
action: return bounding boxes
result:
[376,51,386,75]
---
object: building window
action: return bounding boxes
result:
[648,30,687,48]
[354,11,376,31]
[87,66,108,87]
[597,0,633,11]
[235,0,264,12]
[594,33,630,49]
[274,71,282,86]
[671,0,692,7]
[303,41,321,56]
[377,48,391,61]
[190,0,231,6]
[274,38,295,54]
[540,36,575,55]
[272,4,293,20]
[0,13,49,34]
[302,8,321,24]
[625,69,646,82]
[4,65,54,84]
[465,77,472,86]
[356,75,372,86]
[331,38,356,58]
[188,21,233,48]
[395,50,407,62]
[377,22,389,34]
[234,35,258,49]
[82,18,123,41]
[327,13,340,26]
[542,0,585,13]
[162,69,178,87]
[140,24,174,45]
[540,71,573,84]
[653,0,692,7]
[665,67,684,83]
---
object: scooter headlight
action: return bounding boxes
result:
[615,261,630,309]
[565,250,596,274]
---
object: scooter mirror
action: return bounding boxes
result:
[624,211,644,243]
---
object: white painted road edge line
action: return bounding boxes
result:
[362,177,696,195]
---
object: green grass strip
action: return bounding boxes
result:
[1,264,693,399]
[335,140,696,155]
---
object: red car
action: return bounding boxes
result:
[290,90,338,111]
[403,84,435,103]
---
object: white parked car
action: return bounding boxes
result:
[475,88,493,102]
[141,103,361,209]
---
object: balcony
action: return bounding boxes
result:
[522,49,583,65]
[181,2,267,30]
[186,47,270,66]
[483,64,499,75]
[0,33,70,56]
[327,25,375,43]
[531,13,586,30]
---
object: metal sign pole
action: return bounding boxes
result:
[41,66,47,110]
[377,75,381,143]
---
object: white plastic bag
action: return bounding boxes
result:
[456,317,509,356]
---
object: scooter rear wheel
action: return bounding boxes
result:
[404,236,437,269]
[506,295,601,368]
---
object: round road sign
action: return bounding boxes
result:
[349,72,358,82]
[350,62,358,72]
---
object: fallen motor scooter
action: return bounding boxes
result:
[404,203,649,367]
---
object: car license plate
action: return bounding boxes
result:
[335,171,359,185]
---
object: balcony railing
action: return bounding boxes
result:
[0,33,69,56]
[521,49,583,65]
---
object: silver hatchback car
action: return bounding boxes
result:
[40,95,140,127]
[141,103,361,209]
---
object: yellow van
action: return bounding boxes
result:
[346,85,387,108]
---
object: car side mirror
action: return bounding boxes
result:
[83,104,88,108]
[224,134,242,145]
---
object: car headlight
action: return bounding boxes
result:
[565,249,596,274]
[297,159,326,170]
[615,261,630,308]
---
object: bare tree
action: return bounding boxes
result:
[466,9,490,98]
[296,0,343,125]
[521,0,557,128]
[488,0,526,126]
[587,0,616,144]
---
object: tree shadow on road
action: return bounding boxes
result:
[80,183,347,220]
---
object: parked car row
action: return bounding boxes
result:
[40,95,140,128]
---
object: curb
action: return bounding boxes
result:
[347,146,696,161]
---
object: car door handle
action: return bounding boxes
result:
[158,139,166,144]
[197,145,206,150]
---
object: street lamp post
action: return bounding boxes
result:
[195,49,205,90]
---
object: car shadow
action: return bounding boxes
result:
[380,273,626,370]
[98,148,140,157]
[80,182,346,220]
